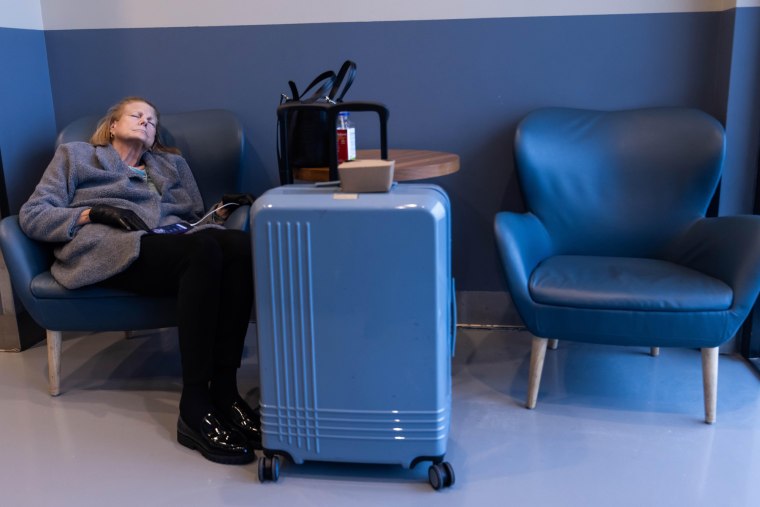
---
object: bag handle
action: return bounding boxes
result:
[328,60,357,102]
[288,69,336,102]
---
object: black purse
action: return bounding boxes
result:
[277,60,357,183]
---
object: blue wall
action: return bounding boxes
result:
[2,8,758,320]
[40,11,739,295]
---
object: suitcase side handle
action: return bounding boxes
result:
[450,277,457,357]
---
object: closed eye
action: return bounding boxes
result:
[130,114,156,127]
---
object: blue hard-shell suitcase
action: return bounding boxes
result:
[250,183,456,489]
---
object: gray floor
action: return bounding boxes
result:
[1,326,759,506]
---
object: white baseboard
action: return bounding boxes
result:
[455,290,524,327]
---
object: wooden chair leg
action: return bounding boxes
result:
[701,347,718,424]
[650,347,660,357]
[526,337,549,409]
[547,339,559,350]
[46,329,62,396]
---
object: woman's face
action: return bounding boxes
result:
[109,101,158,151]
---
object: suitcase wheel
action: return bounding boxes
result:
[428,461,455,490]
[258,455,281,483]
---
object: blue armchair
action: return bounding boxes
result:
[0,109,250,395]
[494,107,760,423]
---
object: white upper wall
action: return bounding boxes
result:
[1,0,43,29]
[2,0,759,30]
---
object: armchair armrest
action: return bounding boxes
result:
[665,215,760,315]
[0,215,54,308]
[494,211,554,330]
[223,205,250,232]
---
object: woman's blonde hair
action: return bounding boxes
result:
[90,96,180,154]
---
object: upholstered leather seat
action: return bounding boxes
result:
[494,107,760,423]
[0,109,250,395]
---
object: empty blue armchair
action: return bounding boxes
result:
[0,109,250,395]
[494,107,760,423]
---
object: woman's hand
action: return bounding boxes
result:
[215,193,255,220]
[88,204,149,231]
[77,208,91,226]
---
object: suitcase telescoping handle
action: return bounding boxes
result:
[277,101,389,184]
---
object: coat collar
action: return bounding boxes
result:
[94,144,177,194]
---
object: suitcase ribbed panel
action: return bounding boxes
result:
[260,219,449,461]
[263,407,449,440]
[266,220,321,453]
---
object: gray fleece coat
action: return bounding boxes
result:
[20,142,221,289]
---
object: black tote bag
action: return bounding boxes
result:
[277,61,357,177]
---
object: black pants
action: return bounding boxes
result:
[103,228,253,385]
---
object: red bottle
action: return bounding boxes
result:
[336,112,356,163]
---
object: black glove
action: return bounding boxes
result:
[221,193,255,207]
[89,204,149,232]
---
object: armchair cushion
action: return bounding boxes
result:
[530,256,733,311]
[31,271,138,299]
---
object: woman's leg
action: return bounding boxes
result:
[103,228,255,463]
[196,229,254,408]
[192,229,261,449]
[103,229,252,420]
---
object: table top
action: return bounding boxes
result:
[293,149,460,182]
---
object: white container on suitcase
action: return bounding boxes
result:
[250,183,456,488]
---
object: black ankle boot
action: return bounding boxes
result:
[217,398,262,450]
[177,411,255,464]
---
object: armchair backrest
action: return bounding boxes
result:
[56,109,244,209]
[514,107,725,257]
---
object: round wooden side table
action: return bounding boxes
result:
[293,149,460,182]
